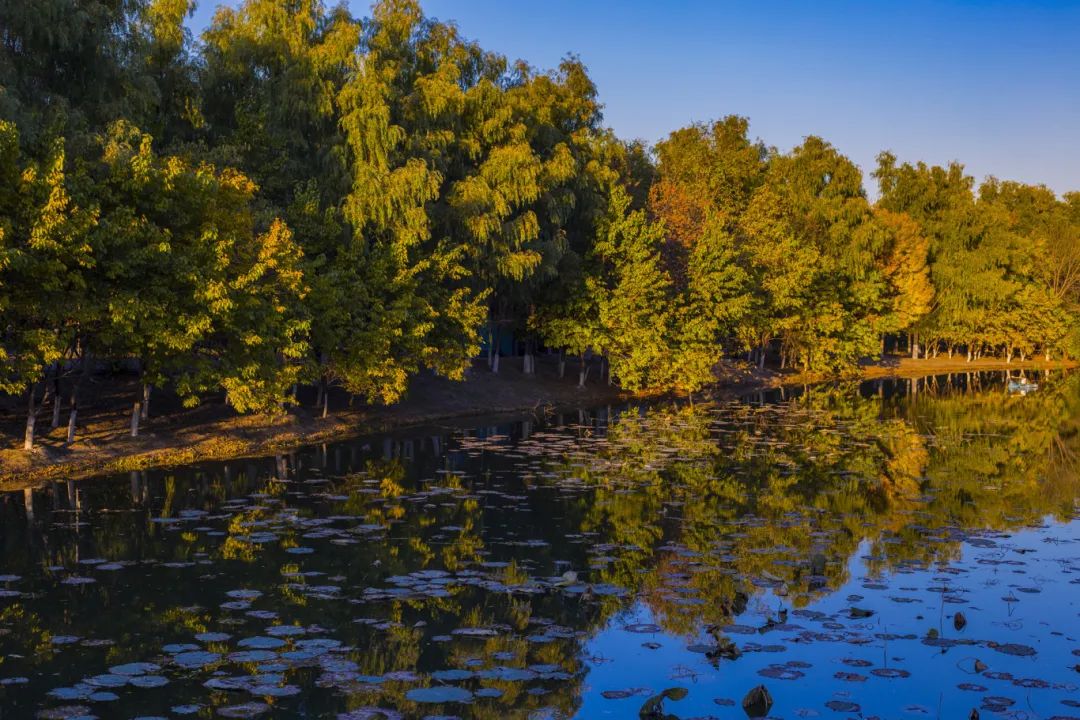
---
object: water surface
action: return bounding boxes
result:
[1,371,1078,719]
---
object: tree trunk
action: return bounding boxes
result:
[578,352,588,388]
[51,374,62,429]
[24,382,39,451]
[141,383,151,420]
[66,397,79,446]
[757,346,766,370]
[910,333,918,359]
[492,352,500,374]
[65,355,90,446]
[315,381,324,411]
[322,382,329,418]
[558,349,566,379]
[130,400,141,438]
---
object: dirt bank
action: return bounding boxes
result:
[0,355,1074,490]
[0,357,665,490]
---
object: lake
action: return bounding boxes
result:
[1,371,1078,719]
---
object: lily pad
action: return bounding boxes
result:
[405,687,474,704]
[172,650,221,668]
[237,636,286,650]
[217,703,271,718]
[109,663,161,676]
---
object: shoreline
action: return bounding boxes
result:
[0,356,1074,490]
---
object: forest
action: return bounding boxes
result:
[2,0,1079,452]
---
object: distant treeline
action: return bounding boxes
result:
[2,0,1078,449]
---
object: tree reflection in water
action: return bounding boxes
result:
[0,371,1077,718]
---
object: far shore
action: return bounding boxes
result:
[1,355,1074,490]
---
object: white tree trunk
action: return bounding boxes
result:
[131,401,141,438]
[66,402,78,445]
[141,384,151,420]
[23,383,38,451]
[51,376,62,428]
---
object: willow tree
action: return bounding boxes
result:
[200,0,357,210]
[527,131,647,380]
[334,0,608,395]
[140,0,203,147]
[0,0,155,147]
[329,0,487,402]
[359,0,608,375]
[477,56,610,374]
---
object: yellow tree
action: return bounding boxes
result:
[872,208,934,346]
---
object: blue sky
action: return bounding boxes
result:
[189,1,1080,196]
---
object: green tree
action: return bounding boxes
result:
[871,208,934,344]
[741,137,886,371]
[0,122,97,449]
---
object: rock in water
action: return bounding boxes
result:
[954,611,967,630]
[742,684,773,718]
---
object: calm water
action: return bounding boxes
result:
[1,372,1078,720]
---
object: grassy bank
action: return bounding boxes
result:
[0,355,1074,490]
